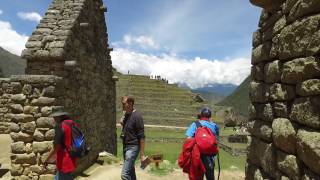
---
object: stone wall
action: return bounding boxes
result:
[247,0,320,179]
[1,75,63,179]
[0,0,116,179]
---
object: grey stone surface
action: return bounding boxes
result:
[252,42,272,65]
[248,119,272,142]
[249,81,269,103]
[290,97,320,129]
[278,15,320,59]
[249,103,273,122]
[264,60,281,83]
[281,57,320,84]
[297,79,320,96]
[247,137,276,177]
[269,83,295,101]
[297,129,320,174]
[248,1,320,178]
[272,102,288,118]
[276,150,301,180]
[272,118,297,154]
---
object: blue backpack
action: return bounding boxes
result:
[62,121,90,158]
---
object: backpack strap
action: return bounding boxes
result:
[194,121,202,128]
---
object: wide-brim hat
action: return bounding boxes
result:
[50,110,69,117]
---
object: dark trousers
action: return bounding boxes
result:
[200,155,215,180]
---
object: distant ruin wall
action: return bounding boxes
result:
[0,0,116,179]
[247,0,320,179]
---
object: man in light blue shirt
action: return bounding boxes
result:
[185,107,219,180]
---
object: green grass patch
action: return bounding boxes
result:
[116,128,246,173]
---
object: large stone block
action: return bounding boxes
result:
[31,97,56,106]
[247,137,276,176]
[24,106,39,115]
[252,42,272,65]
[248,120,272,142]
[253,30,262,48]
[249,81,269,103]
[34,129,45,141]
[290,97,320,129]
[269,83,295,101]
[10,132,33,142]
[264,60,281,83]
[288,0,320,22]
[10,113,34,123]
[297,129,320,174]
[272,102,288,118]
[302,168,320,180]
[10,104,24,113]
[278,15,320,59]
[272,118,297,154]
[21,122,37,134]
[277,150,301,180]
[41,106,52,117]
[11,141,26,153]
[273,15,286,35]
[297,79,320,96]
[33,141,52,153]
[11,153,36,164]
[11,94,26,104]
[36,117,55,128]
[45,129,55,141]
[281,57,320,84]
[9,122,21,132]
[246,163,271,180]
[249,103,273,122]
[251,63,265,81]
[250,0,285,11]
[39,174,55,180]
[10,163,23,176]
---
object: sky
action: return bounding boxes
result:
[0,0,261,88]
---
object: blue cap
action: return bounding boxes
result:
[200,107,212,118]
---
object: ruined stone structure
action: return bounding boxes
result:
[247,0,320,179]
[0,0,116,179]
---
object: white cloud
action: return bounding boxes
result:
[111,48,251,88]
[114,34,159,50]
[0,20,29,55]
[17,12,42,22]
[0,10,3,15]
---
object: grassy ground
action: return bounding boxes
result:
[116,128,246,174]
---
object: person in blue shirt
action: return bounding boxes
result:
[185,107,219,180]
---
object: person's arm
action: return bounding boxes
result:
[185,123,196,138]
[44,124,64,167]
[44,144,61,167]
[139,138,146,161]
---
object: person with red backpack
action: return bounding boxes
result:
[180,107,219,180]
[44,110,77,180]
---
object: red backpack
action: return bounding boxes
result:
[194,121,218,155]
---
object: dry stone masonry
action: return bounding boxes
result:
[247,0,320,179]
[0,0,116,179]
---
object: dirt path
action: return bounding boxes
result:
[77,161,244,180]
[0,134,12,179]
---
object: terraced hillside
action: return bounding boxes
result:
[116,74,208,127]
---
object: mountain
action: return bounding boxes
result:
[194,83,237,96]
[0,47,26,77]
[217,76,251,117]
